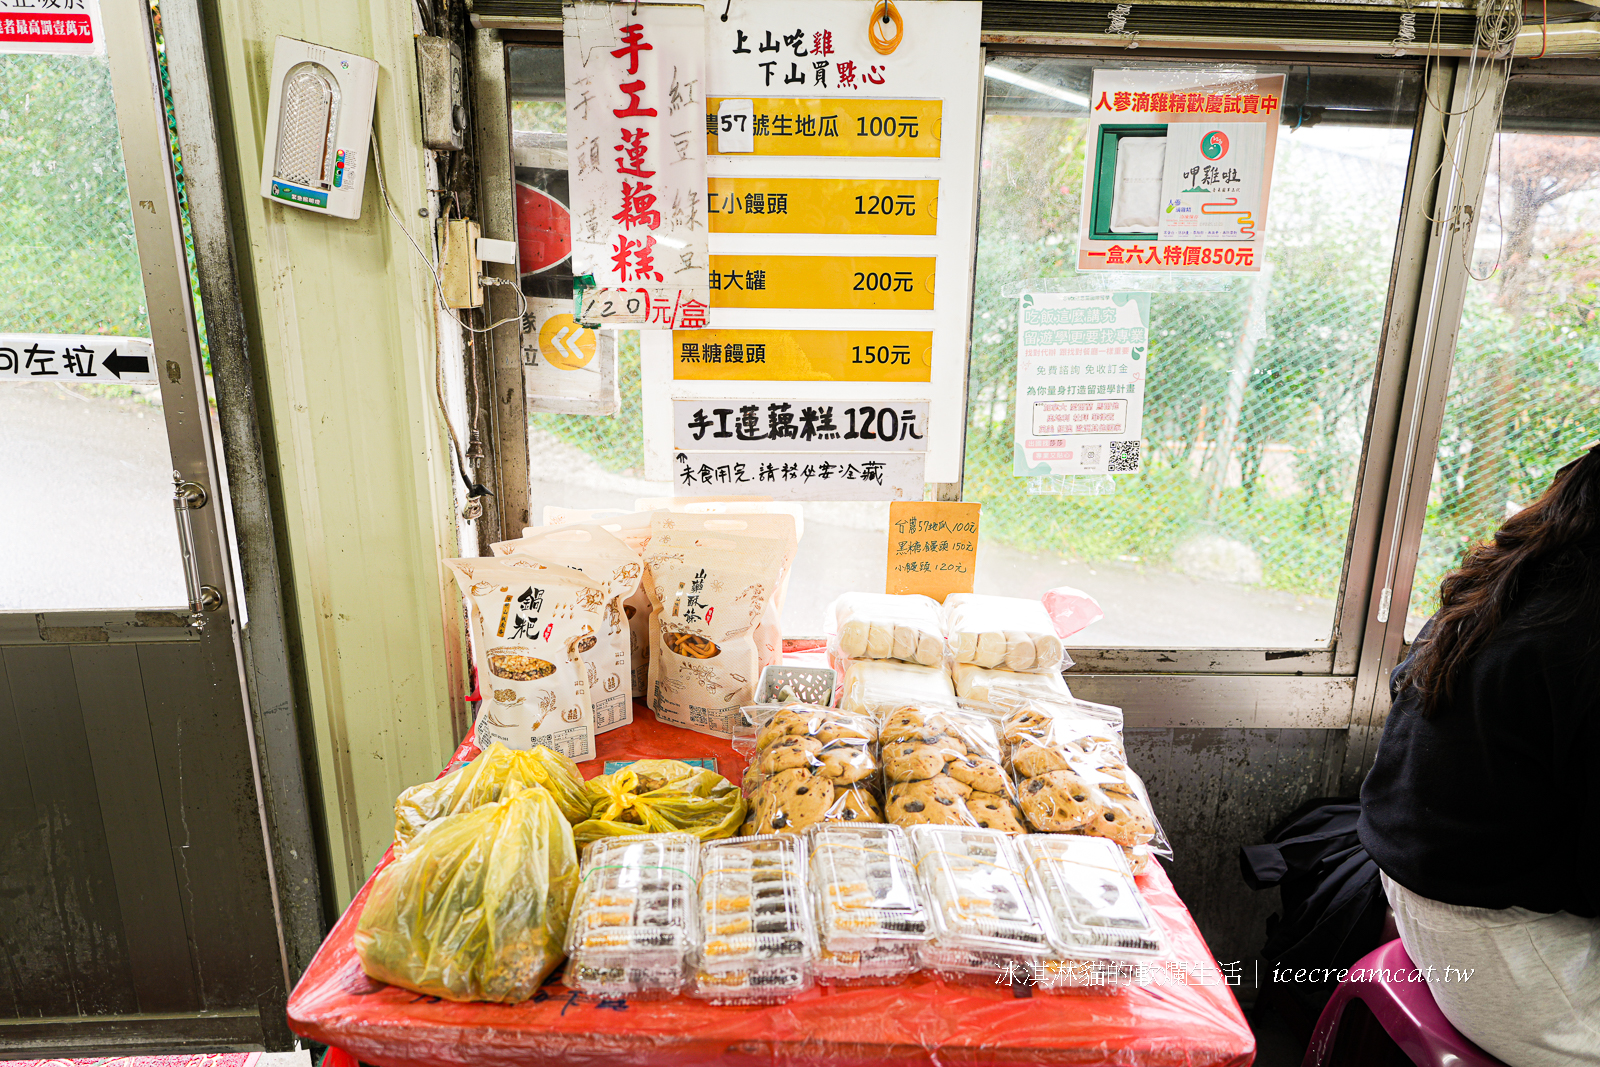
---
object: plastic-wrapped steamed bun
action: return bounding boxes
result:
[829,593,945,667]
[942,594,1064,673]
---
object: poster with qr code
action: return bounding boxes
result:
[1013,290,1149,477]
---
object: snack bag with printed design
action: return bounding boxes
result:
[445,555,608,762]
[492,523,643,734]
[643,521,790,738]
[543,507,655,700]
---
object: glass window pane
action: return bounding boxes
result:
[1407,77,1600,640]
[0,52,185,610]
[964,60,1420,648]
[511,44,886,633]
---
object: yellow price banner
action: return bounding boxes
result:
[706,97,942,157]
[671,330,933,382]
[708,178,938,236]
[710,255,934,310]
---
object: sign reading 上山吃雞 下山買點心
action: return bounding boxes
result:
[1013,291,1150,478]
[640,1,983,498]
[1078,70,1284,273]
[563,1,710,329]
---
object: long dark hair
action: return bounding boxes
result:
[1406,445,1600,716]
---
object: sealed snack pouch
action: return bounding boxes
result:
[878,700,1028,835]
[992,693,1170,872]
[733,702,883,835]
[394,741,587,848]
[828,592,945,668]
[652,509,798,640]
[953,663,1071,704]
[839,658,956,718]
[355,785,579,1002]
[571,758,747,848]
[446,556,608,762]
[942,593,1065,673]
[643,519,791,737]
[493,523,643,733]
[544,508,654,701]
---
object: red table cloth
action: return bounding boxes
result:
[287,706,1255,1067]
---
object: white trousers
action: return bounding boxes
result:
[1382,872,1600,1067]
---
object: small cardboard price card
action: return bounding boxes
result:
[886,501,980,601]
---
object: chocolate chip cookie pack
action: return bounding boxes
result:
[734,702,884,835]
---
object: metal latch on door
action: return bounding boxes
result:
[172,473,223,633]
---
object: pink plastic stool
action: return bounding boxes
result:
[1302,939,1509,1067]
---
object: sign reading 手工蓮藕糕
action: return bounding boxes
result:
[563,2,710,329]
[0,335,154,382]
[671,399,928,452]
[0,0,102,56]
[640,0,983,498]
[1078,70,1284,273]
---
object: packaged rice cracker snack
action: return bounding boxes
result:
[445,555,608,761]
[643,518,792,738]
[492,524,643,734]
[544,508,654,700]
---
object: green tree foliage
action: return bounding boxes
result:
[0,52,147,336]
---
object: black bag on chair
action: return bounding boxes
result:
[1240,797,1388,1036]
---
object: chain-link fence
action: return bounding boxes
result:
[1412,112,1600,625]
[0,53,148,338]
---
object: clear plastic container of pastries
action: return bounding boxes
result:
[806,823,930,983]
[565,832,700,998]
[907,825,1050,981]
[691,834,815,1002]
[733,702,884,836]
[876,701,1028,836]
[827,592,947,667]
[988,693,1170,869]
[1017,833,1167,993]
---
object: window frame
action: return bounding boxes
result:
[474,31,1529,731]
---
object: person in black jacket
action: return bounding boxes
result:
[1359,446,1600,1066]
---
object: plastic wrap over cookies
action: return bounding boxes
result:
[991,693,1171,861]
[355,788,578,1002]
[736,702,884,836]
[877,703,1025,835]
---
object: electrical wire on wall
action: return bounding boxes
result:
[1371,0,1519,628]
[369,123,516,508]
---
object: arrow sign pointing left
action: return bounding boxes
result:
[0,334,157,383]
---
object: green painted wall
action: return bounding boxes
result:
[205,0,467,906]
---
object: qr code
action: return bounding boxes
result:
[1108,440,1141,472]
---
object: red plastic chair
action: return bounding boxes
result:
[1302,939,1509,1067]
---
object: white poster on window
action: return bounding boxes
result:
[1013,291,1150,477]
[0,0,102,56]
[1076,70,1284,273]
[563,1,710,328]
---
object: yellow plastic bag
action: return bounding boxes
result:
[571,759,747,848]
[356,786,579,1002]
[393,742,587,849]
